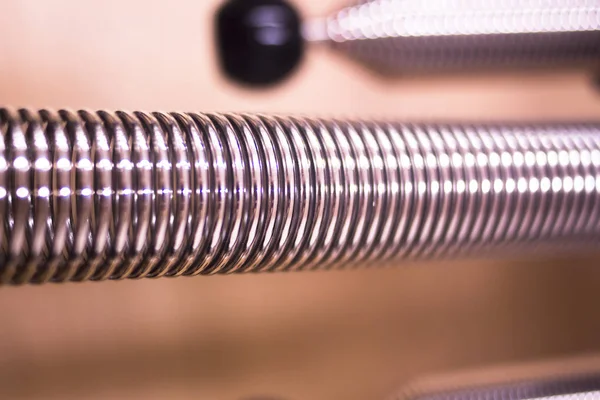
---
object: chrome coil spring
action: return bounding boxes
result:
[390,370,600,400]
[323,0,600,72]
[1,108,600,285]
[391,375,600,400]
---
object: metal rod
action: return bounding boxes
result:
[1,108,599,285]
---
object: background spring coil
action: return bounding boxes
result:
[324,0,600,72]
[1,108,600,285]
[389,368,600,400]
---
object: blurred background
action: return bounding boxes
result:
[2,1,600,399]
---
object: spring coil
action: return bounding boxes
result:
[1,108,600,285]
[390,372,600,400]
[324,0,600,72]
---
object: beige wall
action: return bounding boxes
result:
[1,1,600,399]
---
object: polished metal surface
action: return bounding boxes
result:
[315,0,600,73]
[1,108,600,284]
[391,370,600,400]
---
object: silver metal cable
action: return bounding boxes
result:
[316,0,600,73]
[1,108,599,285]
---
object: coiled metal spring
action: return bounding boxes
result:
[1,108,600,285]
[390,368,600,400]
[321,0,600,72]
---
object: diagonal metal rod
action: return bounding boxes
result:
[1,108,600,285]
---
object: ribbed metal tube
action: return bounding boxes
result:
[390,372,600,400]
[1,108,600,285]
[320,0,600,73]
[389,360,600,400]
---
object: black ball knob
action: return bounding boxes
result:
[215,0,304,86]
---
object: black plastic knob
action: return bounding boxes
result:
[215,0,304,86]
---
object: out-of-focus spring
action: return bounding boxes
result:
[1,108,600,285]
[390,371,600,400]
[320,0,600,73]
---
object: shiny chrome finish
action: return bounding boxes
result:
[393,377,600,400]
[314,0,600,73]
[388,358,600,400]
[1,108,600,285]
